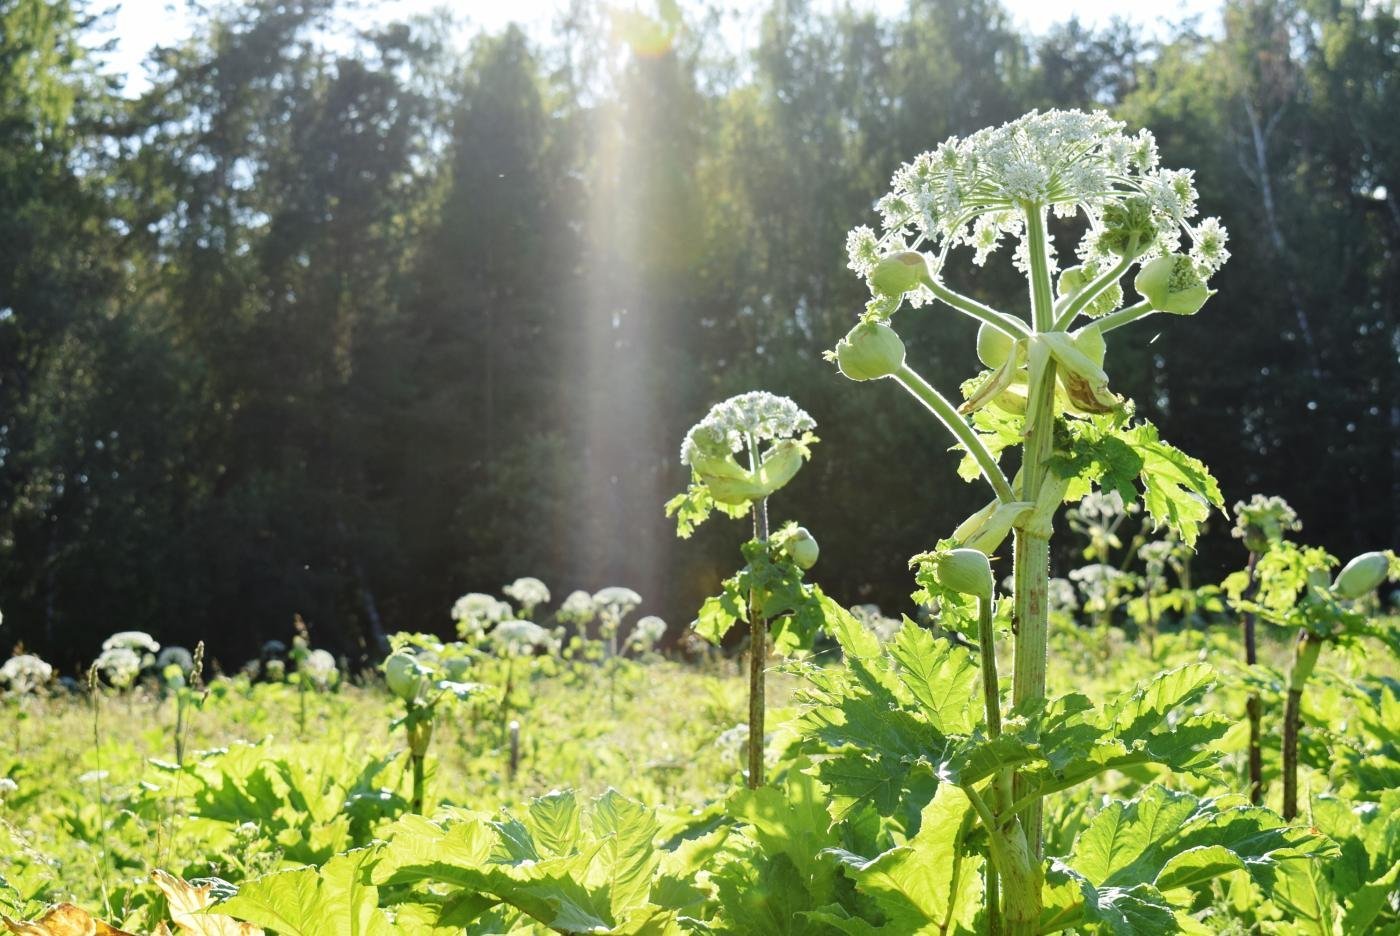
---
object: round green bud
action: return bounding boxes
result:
[786,527,820,570]
[976,321,1014,368]
[934,548,994,599]
[836,321,905,381]
[384,651,428,703]
[1056,265,1090,302]
[1098,196,1157,257]
[869,250,930,298]
[1135,254,1211,315]
[1332,551,1389,600]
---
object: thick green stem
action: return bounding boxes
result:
[1052,252,1134,330]
[1011,203,1057,866]
[1093,299,1153,334]
[978,596,1003,740]
[923,276,1033,340]
[1282,632,1322,821]
[411,753,426,815]
[893,364,1015,503]
[747,492,770,789]
[1242,552,1263,805]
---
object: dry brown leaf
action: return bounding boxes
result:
[2,902,138,936]
[149,872,262,936]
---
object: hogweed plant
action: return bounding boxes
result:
[1229,494,1302,805]
[1226,533,1398,820]
[382,635,478,814]
[667,391,822,788]
[828,109,1330,932]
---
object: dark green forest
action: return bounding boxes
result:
[1,0,1397,668]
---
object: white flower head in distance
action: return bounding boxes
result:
[0,654,53,695]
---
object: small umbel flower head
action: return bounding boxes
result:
[1,653,53,695]
[503,577,551,618]
[1232,494,1302,554]
[680,392,817,508]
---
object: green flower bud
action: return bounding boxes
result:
[1098,196,1157,257]
[1135,254,1211,315]
[836,321,905,381]
[785,527,820,570]
[869,251,931,298]
[976,321,1014,368]
[384,651,428,703]
[1056,265,1090,303]
[934,548,995,599]
[1332,551,1389,600]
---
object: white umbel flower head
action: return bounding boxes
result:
[556,590,597,625]
[96,647,143,689]
[0,654,53,695]
[103,631,160,655]
[680,392,816,465]
[299,649,338,689]
[850,109,1228,302]
[628,615,668,651]
[452,592,511,640]
[503,577,551,616]
[592,587,642,636]
[491,619,551,657]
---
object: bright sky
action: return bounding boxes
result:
[98,0,1221,95]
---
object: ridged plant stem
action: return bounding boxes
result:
[1010,202,1058,866]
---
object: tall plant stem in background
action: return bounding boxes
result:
[1011,203,1057,863]
[747,489,770,789]
[88,666,112,920]
[1242,551,1264,805]
[977,594,1005,936]
[1282,631,1322,821]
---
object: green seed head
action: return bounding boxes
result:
[1135,254,1211,315]
[869,250,931,298]
[1098,196,1157,257]
[1332,551,1389,600]
[934,548,994,599]
[836,321,906,381]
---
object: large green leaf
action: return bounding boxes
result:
[888,619,979,735]
[220,848,394,936]
[826,783,982,934]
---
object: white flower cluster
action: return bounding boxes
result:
[1071,490,1130,525]
[1138,540,1174,575]
[847,108,1228,284]
[1069,563,1131,611]
[850,604,901,643]
[1,654,53,695]
[503,577,550,614]
[299,648,338,689]
[1047,577,1079,613]
[452,592,511,639]
[491,619,552,656]
[103,631,160,655]
[1231,494,1301,544]
[629,615,668,651]
[680,392,815,465]
[592,587,642,622]
[556,589,597,624]
[96,647,143,689]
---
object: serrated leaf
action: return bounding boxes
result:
[829,784,982,934]
[219,849,393,936]
[529,790,582,858]
[152,871,263,935]
[888,620,979,735]
[589,790,660,918]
